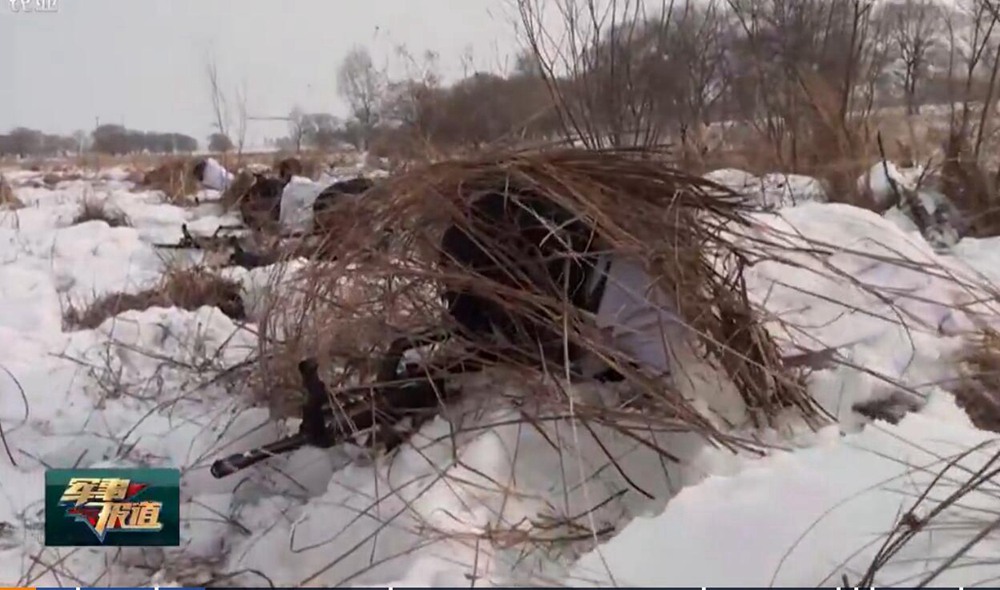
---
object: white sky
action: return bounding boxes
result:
[0,0,523,148]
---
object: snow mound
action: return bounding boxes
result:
[571,403,999,587]
[735,202,998,427]
[706,168,827,209]
[279,175,326,232]
[278,172,370,232]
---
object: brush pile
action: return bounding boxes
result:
[256,147,827,451]
[0,174,22,209]
[140,157,201,202]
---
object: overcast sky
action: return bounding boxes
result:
[0,0,522,148]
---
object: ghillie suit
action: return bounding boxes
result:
[312,176,375,234]
[213,148,827,477]
[142,158,201,201]
[239,175,286,232]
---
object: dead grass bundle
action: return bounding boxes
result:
[41,171,83,186]
[952,328,1000,434]
[261,146,826,448]
[272,152,326,180]
[219,169,258,211]
[72,198,130,227]
[63,267,245,330]
[140,157,200,203]
[939,130,1000,238]
[762,74,882,210]
[0,175,22,209]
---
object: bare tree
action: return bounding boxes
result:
[208,133,234,152]
[379,47,444,147]
[724,0,889,170]
[638,0,733,151]
[337,45,386,150]
[287,107,308,153]
[206,54,230,142]
[300,113,340,150]
[233,79,250,160]
[884,0,942,114]
[941,0,1000,154]
[517,0,675,149]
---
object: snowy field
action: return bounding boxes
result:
[2,163,1000,587]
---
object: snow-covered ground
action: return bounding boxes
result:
[1,163,1000,587]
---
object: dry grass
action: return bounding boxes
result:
[271,152,331,179]
[41,171,83,186]
[219,169,258,210]
[252,146,827,449]
[0,174,23,209]
[952,328,1000,434]
[71,198,130,227]
[690,81,896,212]
[63,267,246,330]
[139,157,201,204]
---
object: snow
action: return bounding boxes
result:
[571,405,1000,587]
[278,172,372,233]
[705,168,828,209]
[279,175,327,233]
[2,165,1000,587]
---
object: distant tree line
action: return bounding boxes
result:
[90,125,198,155]
[310,0,1000,159]
[0,124,200,157]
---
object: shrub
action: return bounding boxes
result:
[64,267,246,330]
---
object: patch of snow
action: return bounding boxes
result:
[858,160,925,208]
[97,166,133,182]
[734,203,997,427]
[570,406,1000,587]
[705,168,827,209]
[279,176,325,233]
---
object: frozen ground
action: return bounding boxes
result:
[0,164,999,587]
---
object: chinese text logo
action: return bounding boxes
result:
[45,468,180,547]
[59,477,163,542]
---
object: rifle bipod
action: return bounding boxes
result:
[209,337,460,479]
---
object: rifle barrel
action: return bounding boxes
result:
[210,432,309,478]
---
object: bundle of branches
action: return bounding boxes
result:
[0,174,22,209]
[259,147,826,452]
[140,157,201,202]
[220,169,258,212]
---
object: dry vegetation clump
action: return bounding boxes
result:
[63,267,246,330]
[139,157,200,203]
[72,198,131,227]
[41,170,83,186]
[694,78,888,211]
[265,152,329,180]
[124,169,145,184]
[250,263,411,414]
[253,146,828,446]
[219,169,258,210]
[952,328,1000,433]
[0,175,23,209]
